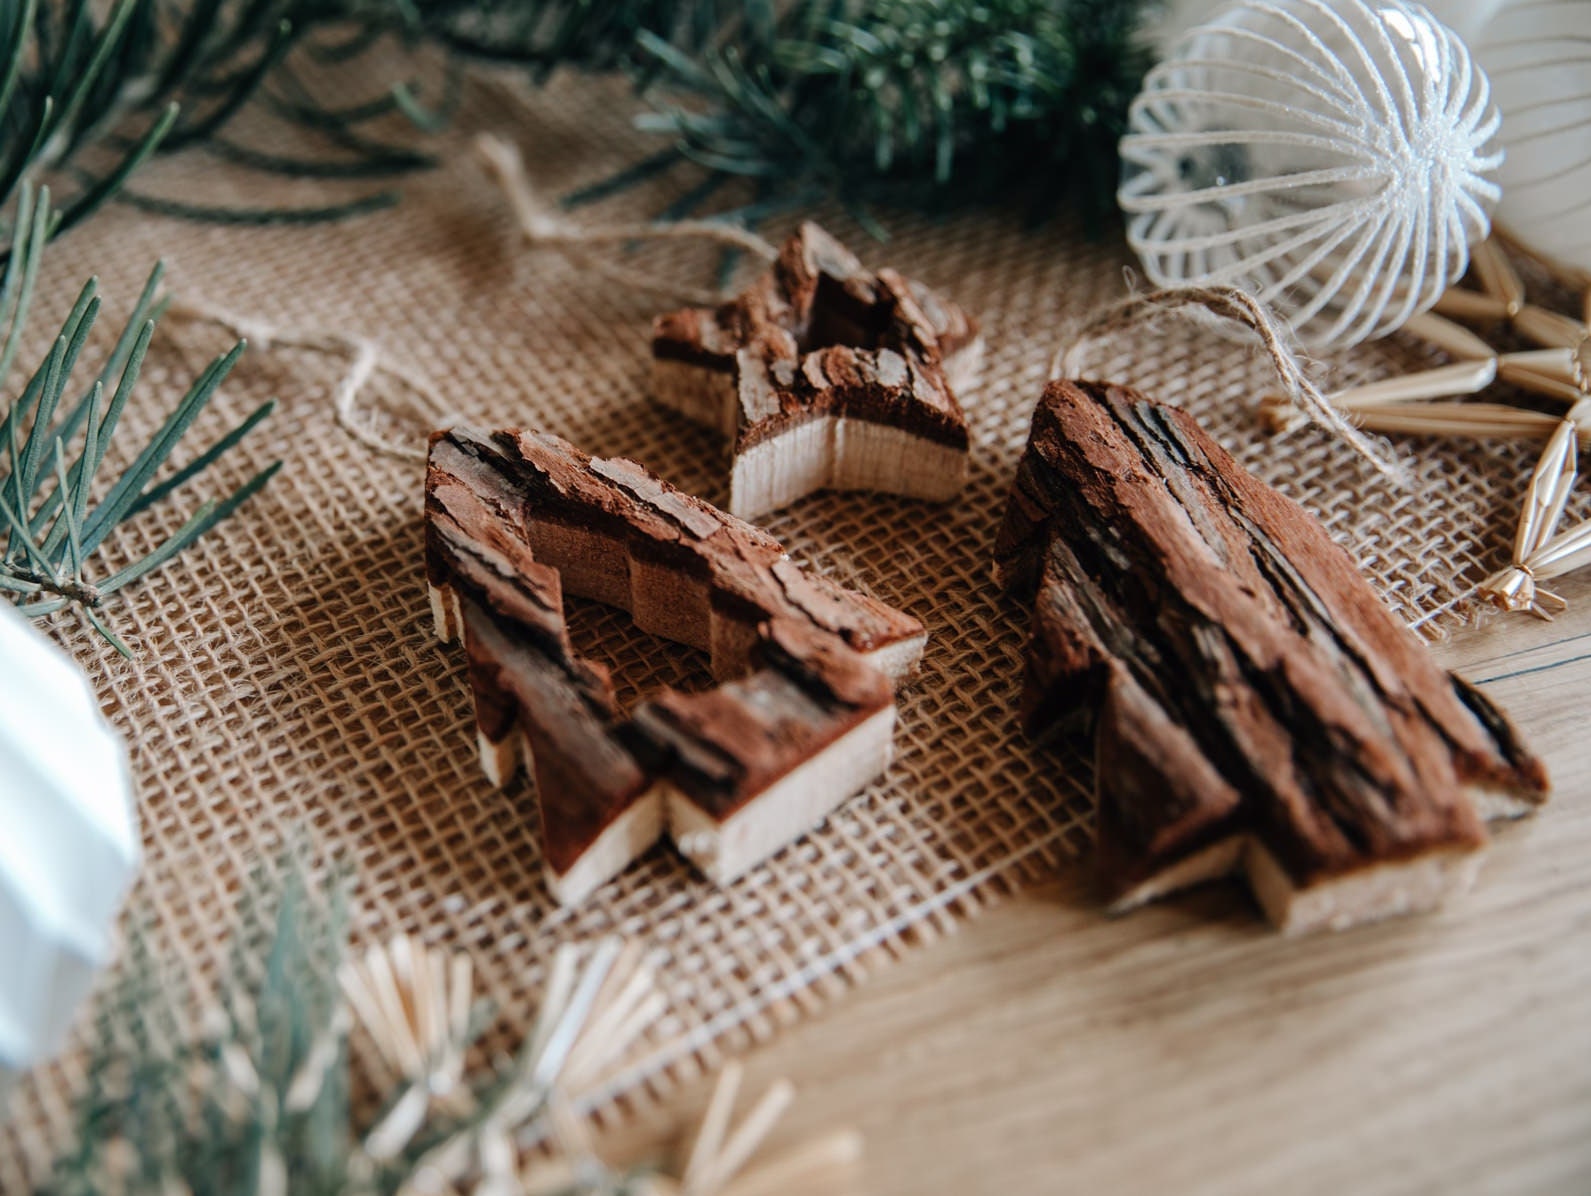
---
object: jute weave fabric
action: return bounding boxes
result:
[2,69,1575,1187]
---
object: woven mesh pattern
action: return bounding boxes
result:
[3,69,1579,1186]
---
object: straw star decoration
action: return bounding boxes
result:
[1262,234,1591,622]
[50,852,865,1196]
[339,935,862,1196]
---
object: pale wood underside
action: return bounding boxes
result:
[650,345,977,520]
[668,706,897,885]
[1108,832,1486,935]
[431,582,901,901]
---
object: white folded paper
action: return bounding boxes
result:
[0,603,139,1093]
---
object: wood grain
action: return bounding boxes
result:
[588,574,1591,1195]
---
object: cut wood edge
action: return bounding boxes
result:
[1466,782,1545,822]
[666,706,897,886]
[1108,834,1487,936]
[656,349,976,522]
[477,726,522,788]
[430,581,463,644]
[942,335,985,396]
[651,356,738,440]
[1246,842,1484,936]
[730,418,969,521]
[859,631,928,686]
[545,789,668,907]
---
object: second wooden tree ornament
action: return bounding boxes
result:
[426,426,924,904]
[996,379,1550,933]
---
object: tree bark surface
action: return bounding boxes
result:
[995,380,1549,931]
[425,426,912,903]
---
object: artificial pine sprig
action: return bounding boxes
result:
[0,187,279,654]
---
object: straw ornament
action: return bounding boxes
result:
[332,936,856,1196]
[1119,0,1501,349]
[1258,233,1591,623]
[1477,411,1591,618]
[46,854,861,1196]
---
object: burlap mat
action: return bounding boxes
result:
[3,66,1577,1187]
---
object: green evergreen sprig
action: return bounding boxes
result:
[42,855,663,1196]
[0,0,178,248]
[0,0,424,236]
[634,0,1155,220]
[0,187,279,654]
[4,0,1154,258]
[0,0,765,243]
[44,858,359,1196]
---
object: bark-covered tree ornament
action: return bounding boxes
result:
[996,378,1549,933]
[426,426,925,905]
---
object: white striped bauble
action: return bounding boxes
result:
[1471,0,1591,273]
[1119,0,1503,349]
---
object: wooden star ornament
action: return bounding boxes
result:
[650,222,982,520]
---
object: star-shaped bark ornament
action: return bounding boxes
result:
[426,426,925,904]
[651,222,982,520]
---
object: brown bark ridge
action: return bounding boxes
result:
[994,379,1550,933]
[425,425,917,904]
[650,222,982,520]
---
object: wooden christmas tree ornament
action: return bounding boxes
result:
[651,222,981,520]
[996,379,1550,933]
[426,426,924,904]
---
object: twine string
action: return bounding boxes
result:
[475,133,778,307]
[1055,284,1406,481]
[163,297,459,462]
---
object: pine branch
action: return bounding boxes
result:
[0,186,278,654]
[41,851,782,1196]
[5,0,1152,258]
[635,0,1156,218]
[0,0,430,247]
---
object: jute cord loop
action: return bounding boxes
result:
[164,298,459,462]
[475,133,778,308]
[1055,284,1406,482]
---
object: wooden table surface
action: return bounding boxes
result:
[596,574,1591,1195]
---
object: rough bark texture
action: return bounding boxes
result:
[425,426,915,903]
[650,222,980,517]
[995,380,1550,932]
